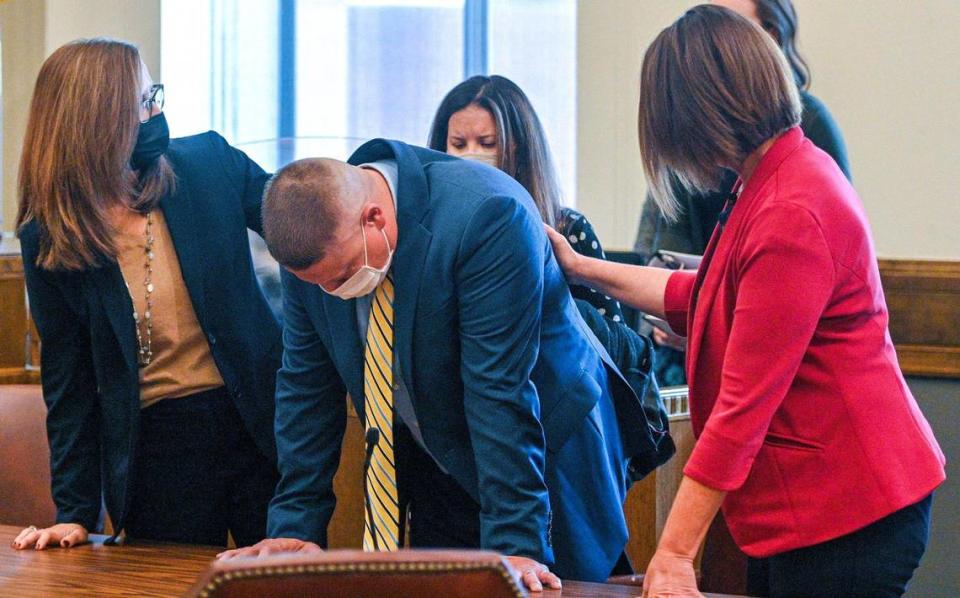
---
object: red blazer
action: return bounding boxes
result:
[664,127,945,558]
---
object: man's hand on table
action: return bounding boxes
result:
[217,538,323,560]
[506,555,562,592]
[218,541,559,593]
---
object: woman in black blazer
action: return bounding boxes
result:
[11,39,280,550]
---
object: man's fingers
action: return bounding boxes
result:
[522,569,544,592]
[538,569,562,589]
[218,547,252,560]
[34,530,52,550]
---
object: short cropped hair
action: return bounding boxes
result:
[262,158,352,270]
[638,4,801,219]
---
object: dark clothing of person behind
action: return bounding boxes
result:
[558,207,624,322]
[125,388,278,546]
[746,494,932,598]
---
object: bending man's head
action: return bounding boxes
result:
[262,157,397,295]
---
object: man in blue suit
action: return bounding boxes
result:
[220,139,663,588]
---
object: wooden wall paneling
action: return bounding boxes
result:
[327,398,365,548]
[0,253,29,383]
[879,259,960,378]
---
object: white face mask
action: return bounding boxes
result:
[320,225,393,300]
[459,152,500,169]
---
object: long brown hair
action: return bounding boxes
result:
[16,38,174,271]
[428,75,563,228]
[755,0,811,90]
[638,5,800,218]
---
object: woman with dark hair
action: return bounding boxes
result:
[547,6,943,596]
[12,38,280,551]
[428,75,623,322]
[635,0,852,387]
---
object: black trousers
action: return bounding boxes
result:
[124,387,278,547]
[746,493,933,597]
[393,422,633,577]
[394,422,481,549]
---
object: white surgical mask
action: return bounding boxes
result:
[320,225,393,300]
[459,152,500,169]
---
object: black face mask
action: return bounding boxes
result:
[131,112,170,170]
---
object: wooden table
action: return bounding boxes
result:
[0,525,219,596]
[0,525,738,597]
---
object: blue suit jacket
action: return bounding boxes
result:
[267,140,661,580]
[19,132,281,534]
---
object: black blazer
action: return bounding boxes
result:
[19,132,281,533]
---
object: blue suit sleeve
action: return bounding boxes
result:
[208,131,272,234]
[20,246,101,532]
[456,194,554,565]
[267,269,347,546]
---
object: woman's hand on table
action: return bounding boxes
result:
[11,523,88,550]
[642,549,702,597]
[217,537,322,560]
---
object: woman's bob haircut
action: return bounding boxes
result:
[638,4,801,219]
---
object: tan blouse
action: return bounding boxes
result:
[115,210,224,409]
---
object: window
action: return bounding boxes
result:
[161,0,576,200]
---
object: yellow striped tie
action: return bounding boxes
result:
[363,274,400,551]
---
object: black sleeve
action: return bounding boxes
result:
[210,132,273,234]
[20,231,102,531]
[801,94,852,181]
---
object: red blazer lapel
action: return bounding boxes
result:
[685,127,807,382]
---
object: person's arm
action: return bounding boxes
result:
[644,203,836,595]
[211,132,272,234]
[546,224,674,319]
[642,476,725,597]
[13,238,99,549]
[220,269,344,558]
[456,195,555,571]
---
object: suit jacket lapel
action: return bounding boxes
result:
[159,176,208,329]
[389,142,433,401]
[685,202,739,376]
[322,295,366,417]
[348,139,434,404]
[685,127,807,374]
[393,222,431,394]
[90,263,139,372]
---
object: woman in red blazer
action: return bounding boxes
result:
[547,6,944,597]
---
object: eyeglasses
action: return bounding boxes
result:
[139,84,165,123]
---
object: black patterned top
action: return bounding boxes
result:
[558,207,624,323]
